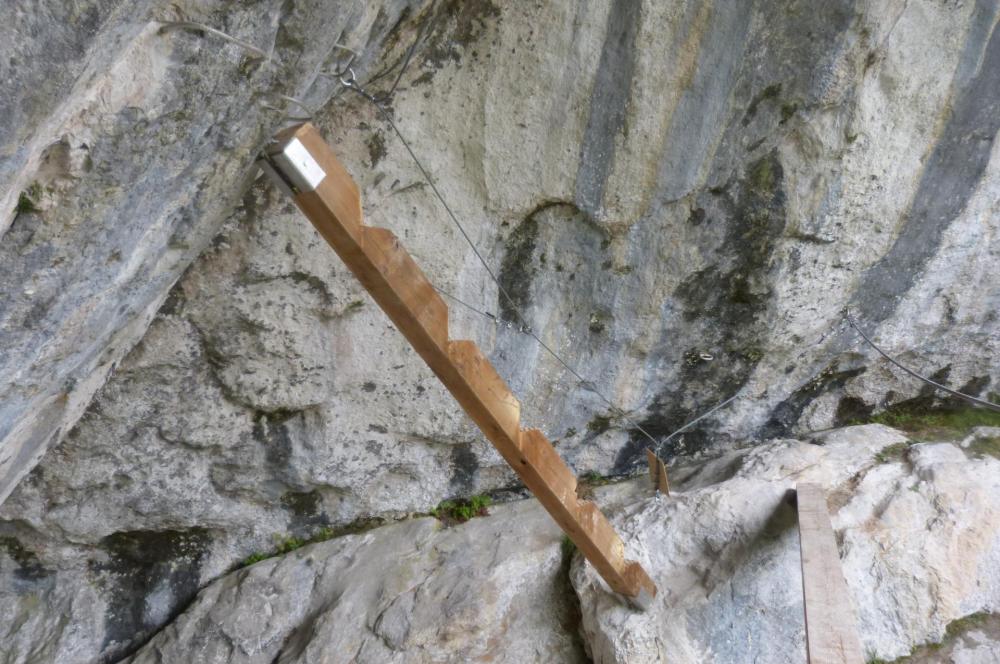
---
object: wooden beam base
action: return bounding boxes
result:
[645,449,670,495]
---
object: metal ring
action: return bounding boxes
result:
[340,67,357,88]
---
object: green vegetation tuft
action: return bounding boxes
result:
[858,403,1000,440]
[241,551,270,567]
[239,519,384,568]
[430,494,491,524]
[875,442,910,464]
[944,611,990,639]
[577,471,613,500]
[968,436,1000,460]
[15,184,41,214]
[561,534,577,558]
[586,415,612,434]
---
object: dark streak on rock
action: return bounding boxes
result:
[760,365,866,438]
[574,0,641,217]
[741,83,782,127]
[448,443,480,495]
[496,204,542,322]
[0,535,51,584]
[280,489,328,534]
[366,131,387,167]
[960,375,991,397]
[852,17,1000,324]
[90,527,211,663]
[253,409,299,470]
[616,151,788,471]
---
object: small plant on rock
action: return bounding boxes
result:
[560,534,577,558]
[15,184,42,215]
[430,494,492,524]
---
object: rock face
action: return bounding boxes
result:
[124,498,585,664]
[9,424,995,663]
[2,0,999,661]
[0,0,436,505]
[573,425,1000,663]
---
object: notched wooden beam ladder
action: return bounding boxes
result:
[259,123,656,609]
[796,483,864,664]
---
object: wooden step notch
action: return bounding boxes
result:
[260,123,656,608]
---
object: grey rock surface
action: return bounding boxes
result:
[124,498,585,664]
[9,424,996,663]
[2,0,1000,661]
[0,0,434,505]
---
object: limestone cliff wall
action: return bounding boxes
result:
[0,0,433,506]
[1,1,998,661]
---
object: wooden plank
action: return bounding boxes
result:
[645,449,670,495]
[262,123,656,607]
[796,483,865,664]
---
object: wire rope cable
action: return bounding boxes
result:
[339,74,675,448]
[847,313,1000,412]
[154,18,741,455]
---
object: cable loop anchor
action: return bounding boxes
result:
[339,67,358,89]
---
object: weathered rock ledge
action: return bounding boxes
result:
[29,423,989,664]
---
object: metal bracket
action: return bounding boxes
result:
[256,155,296,198]
[261,137,326,194]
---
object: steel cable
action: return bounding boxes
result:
[155,19,740,454]
[847,313,1000,412]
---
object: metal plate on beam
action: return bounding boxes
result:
[270,137,326,192]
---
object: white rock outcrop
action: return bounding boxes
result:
[574,425,1000,663]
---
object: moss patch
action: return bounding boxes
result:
[586,415,612,434]
[14,184,42,214]
[868,612,999,663]
[430,494,491,525]
[874,442,910,464]
[858,403,1000,440]
[968,436,1000,460]
[779,102,799,124]
[240,517,386,568]
[580,470,611,486]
